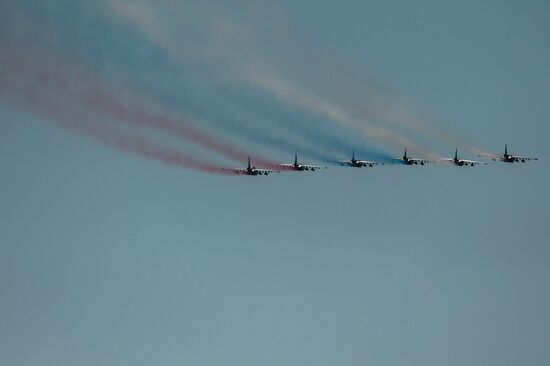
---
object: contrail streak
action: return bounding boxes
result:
[0,50,242,175]
[4,1,469,165]
[357,95,492,156]
[0,43,279,169]
[0,77,236,175]
[243,71,441,160]
[101,0,401,161]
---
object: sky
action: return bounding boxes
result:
[1,1,549,365]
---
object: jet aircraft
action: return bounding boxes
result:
[278,154,327,171]
[478,144,538,163]
[441,149,486,166]
[336,152,380,168]
[223,157,279,176]
[394,149,432,165]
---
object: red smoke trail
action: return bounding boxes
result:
[0,56,238,175]
[0,44,279,169]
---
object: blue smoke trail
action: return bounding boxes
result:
[2,0,397,164]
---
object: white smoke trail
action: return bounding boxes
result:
[101,0,442,159]
[357,93,492,156]
[242,70,440,158]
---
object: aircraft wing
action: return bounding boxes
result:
[392,157,432,165]
[411,158,434,164]
[357,160,380,167]
[301,164,327,170]
[221,168,279,175]
[461,159,486,165]
[477,153,538,162]
[221,168,248,175]
[393,158,432,165]
[278,163,324,170]
[335,160,354,167]
[510,155,538,162]
[333,160,378,167]
[293,164,327,171]
[440,158,485,166]
[256,169,279,175]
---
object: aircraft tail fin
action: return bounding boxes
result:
[248,156,251,170]
[403,148,407,159]
[455,148,458,160]
[352,151,355,161]
[294,153,298,166]
[505,144,508,155]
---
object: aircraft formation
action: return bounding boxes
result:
[227,145,538,176]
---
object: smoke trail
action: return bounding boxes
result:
[94,2,345,161]
[0,41,281,170]
[0,48,245,175]
[240,70,442,160]
[360,96,492,156]
[4,1,446,164]
[171,82,392,162]
[102,0,489,159]
[131,70,352,162]
[221,86,398,162]
[4,0,397,163]
[0,77,235,175]
[100,0,401,162]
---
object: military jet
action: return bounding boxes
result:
[336,151,380,168]
[478,144,538,163]
[278,154,327,171]
[394,149,432,165]
[441,149,486,166]
[223,157,279,176]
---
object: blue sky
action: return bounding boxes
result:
[1,1,549,365]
